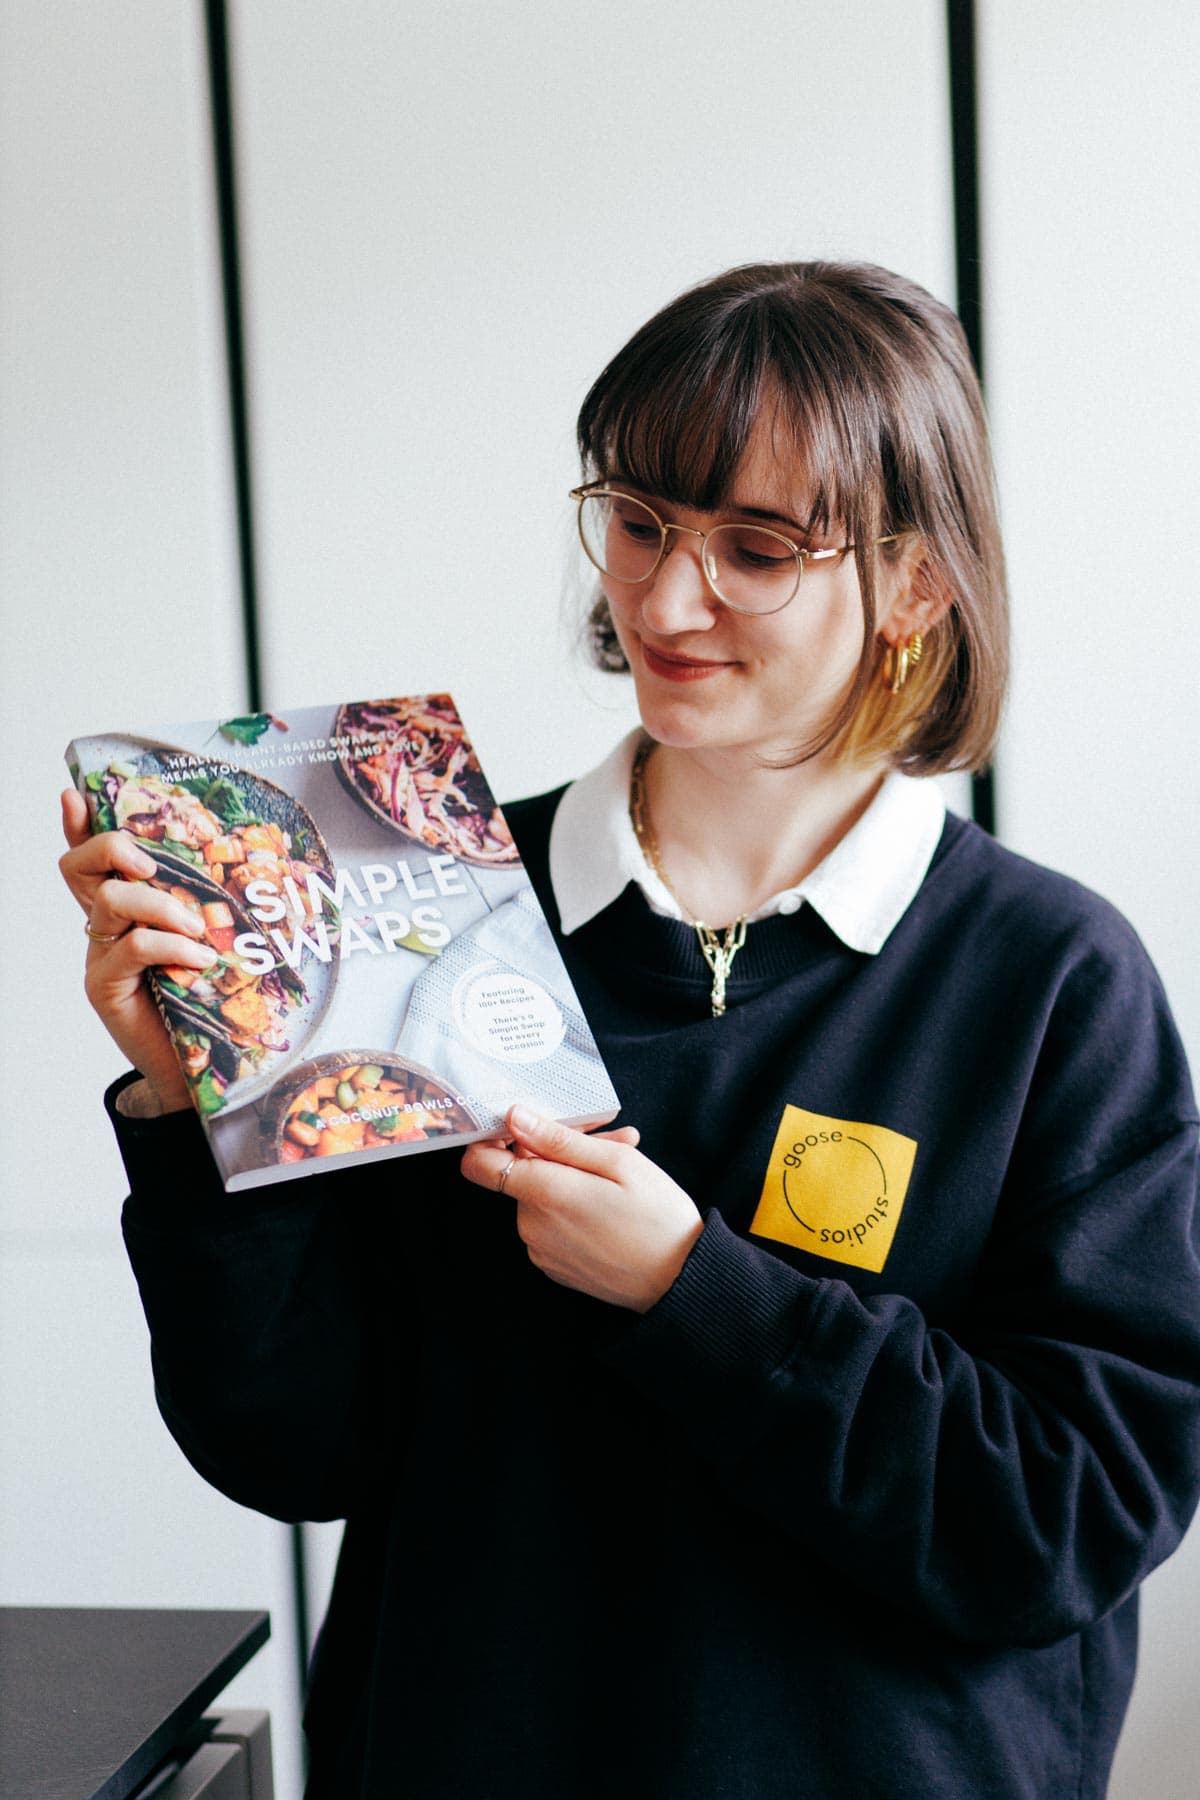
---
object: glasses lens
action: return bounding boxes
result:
[704,524,801,613]
[578,492,663,582]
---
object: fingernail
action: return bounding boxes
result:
[134,853,157,876]
[510,1105,540,1134]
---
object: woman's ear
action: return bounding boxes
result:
[876,538,954,644]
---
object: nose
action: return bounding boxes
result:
[636,531,721,635]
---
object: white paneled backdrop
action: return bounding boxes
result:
[981,7,1200,1796]
[2,3,1195,1796]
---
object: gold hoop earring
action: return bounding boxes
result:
[884,632,924,694]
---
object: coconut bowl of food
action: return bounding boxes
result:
[262,1050,486,1168]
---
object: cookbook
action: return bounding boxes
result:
[66,695,619,1191]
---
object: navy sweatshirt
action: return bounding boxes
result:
[114,795,1200,1799]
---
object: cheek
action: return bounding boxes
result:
[756,587,866,699]
[780,578,863,648]
[602,579,639,646]
[808,577,868,660]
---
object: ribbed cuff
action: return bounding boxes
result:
[599,1210,826,1457]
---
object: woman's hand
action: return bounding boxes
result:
[461,1107,704,1312]
[59,788,221,1112]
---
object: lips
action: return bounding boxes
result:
[640,641,734,682]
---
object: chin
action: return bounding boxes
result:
[632,685,745,752]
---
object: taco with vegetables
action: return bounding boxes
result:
[149,856,309,1117]
[85,753,333,930]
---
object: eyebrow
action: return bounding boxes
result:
[611,477,811,538]
[728,501,810,534]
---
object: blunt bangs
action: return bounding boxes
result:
[576,283,872,540]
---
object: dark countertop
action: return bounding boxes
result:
[0,1606,270,1800]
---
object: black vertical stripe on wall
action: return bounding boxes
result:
[204,0,264,715]
[946,0,984,384]
[290,1515,312,1702]
[946,0,997,837]
[203,0,312,1724]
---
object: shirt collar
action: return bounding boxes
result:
[548,728,945,955]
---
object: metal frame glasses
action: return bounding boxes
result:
[570,484,903,617]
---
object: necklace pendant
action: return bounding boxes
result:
[629,743,753,1022]
[696,918,747,1019]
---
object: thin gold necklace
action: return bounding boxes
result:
[628,741,748,1019]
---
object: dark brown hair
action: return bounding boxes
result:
[576,261,1008,772]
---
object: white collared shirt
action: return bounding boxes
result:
[548,730,946,955]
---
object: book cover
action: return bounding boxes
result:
[66,694,619,1191]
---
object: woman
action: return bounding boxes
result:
[60,262,1200,1799]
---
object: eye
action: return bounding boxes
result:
[710,524,797,574]
[733,543,794,571]
[611,498,662,543]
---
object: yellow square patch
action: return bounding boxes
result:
[750,1105,917,1273]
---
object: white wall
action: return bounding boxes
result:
[0,3,307,1796]
[982,2,1200,1076]
[4,2,1195,1796]
[979,5,1200,1793]
[228,0,953,797]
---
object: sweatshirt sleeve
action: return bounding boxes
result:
[600,924,1200,1650]
[113,1074,421,1523]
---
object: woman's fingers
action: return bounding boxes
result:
[59,814,158,915]
[462,1111,701,1311]
[462,1109,636,1195]
[82,880,219,991]
[87,925,221,983]
[84,874,210,944]
[57,792,207,1108]
[60,787,91,847]
[461,1136,597,1206]
[58,798,209,949]
[504,1105,630,1176]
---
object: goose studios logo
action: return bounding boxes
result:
[751,1105,918,1274]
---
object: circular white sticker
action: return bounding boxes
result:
[452,962,565,1064]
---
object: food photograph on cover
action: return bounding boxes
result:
[67,695,618,1189]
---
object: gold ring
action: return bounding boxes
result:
[496,1156,517,1196]
[84,920,129,943]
